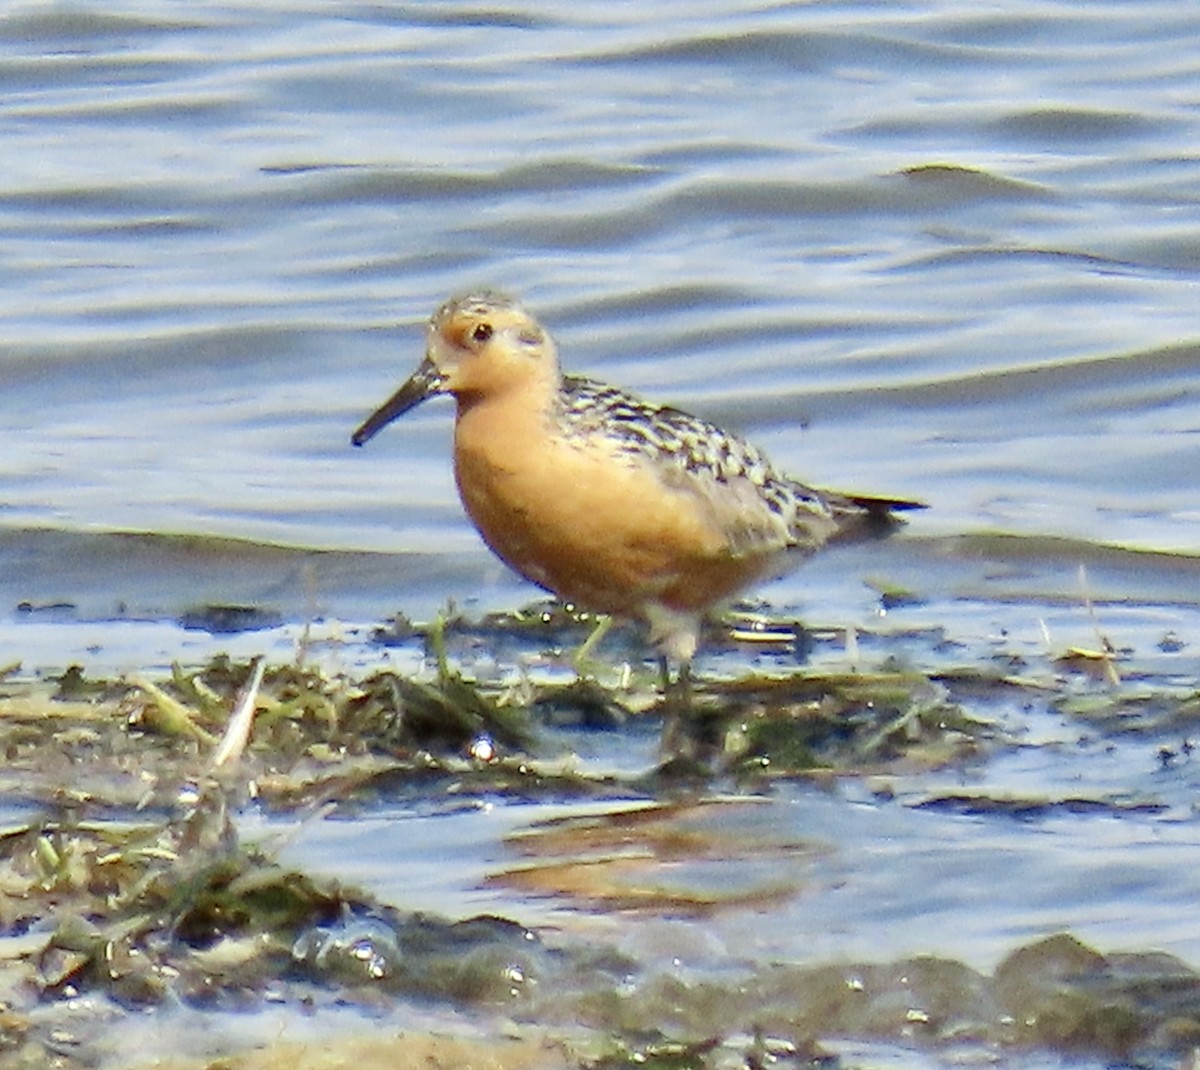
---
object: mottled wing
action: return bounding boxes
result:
[557,377,839,557]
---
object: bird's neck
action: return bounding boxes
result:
[454,372,561,465]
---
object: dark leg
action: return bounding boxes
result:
[658,657,694,763]
[656,655,672,693]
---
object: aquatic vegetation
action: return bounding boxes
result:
[571,934,1200,1065]
[0,597,1198,1069]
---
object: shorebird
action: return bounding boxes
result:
[352,291,922,737]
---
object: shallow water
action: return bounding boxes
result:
[1,1,1200,1067]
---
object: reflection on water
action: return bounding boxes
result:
[1,2,1199,1067]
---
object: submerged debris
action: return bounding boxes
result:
[179,603,285,634]
[0,597,1197,1069]
[570,933,1200,1066]
[0,790,566,1023]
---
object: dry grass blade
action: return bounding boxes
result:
[210,656,266,769]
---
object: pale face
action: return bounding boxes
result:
[351,291,558,446]
[424,293,557,402]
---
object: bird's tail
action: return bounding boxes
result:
[826,492,927,543]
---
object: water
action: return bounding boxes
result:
[1,1,1199,1065]
[2,1,1198,566]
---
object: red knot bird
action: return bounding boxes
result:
[353,291,923,746]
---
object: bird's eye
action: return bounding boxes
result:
[472,322,493,344]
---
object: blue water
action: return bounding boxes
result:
[1,2,1198,564]
[1,2,1200,1066]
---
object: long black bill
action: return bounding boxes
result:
[351,357,447,447]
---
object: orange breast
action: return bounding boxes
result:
[452,393,781,619]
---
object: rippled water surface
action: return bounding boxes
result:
[1,1,1199,1066]
[3,1,1199,565]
